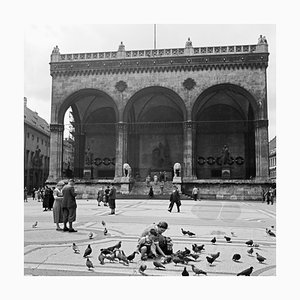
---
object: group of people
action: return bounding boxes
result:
[263,187,276,205]
[52,179,78,232]
[26,186,56,211]
[96,184,117,215]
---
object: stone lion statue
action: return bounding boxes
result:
[173,162,181,178]
[123,163,131,177]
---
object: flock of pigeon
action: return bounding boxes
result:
[65,221,276,276]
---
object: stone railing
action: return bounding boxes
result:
[57,44,261,62]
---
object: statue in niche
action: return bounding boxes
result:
[123,163,131,177]
[221,145,230,165]
[152,140,171,170]
[85,147,93,165]
[173,163,181,178]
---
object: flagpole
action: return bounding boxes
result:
[154,24,156,49]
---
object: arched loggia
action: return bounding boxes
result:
[123,86,187,180]
[192,84,258,179]
[58,89,119,179]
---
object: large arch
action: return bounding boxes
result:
[192,84,257,179]
[124,86,187,179]
[58,88,119,179]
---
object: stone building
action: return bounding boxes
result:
[24,97,50,192]
[47,36,272,200]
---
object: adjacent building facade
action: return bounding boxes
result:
[269,136,276,180]
[24,97,50,192]
[47,36,272,199]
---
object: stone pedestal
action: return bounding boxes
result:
[119,176,131,194]
[83,168,91,179]
[172,176,182,193]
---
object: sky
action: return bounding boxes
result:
[24,24,276,140]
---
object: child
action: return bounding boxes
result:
[137,229,161,260]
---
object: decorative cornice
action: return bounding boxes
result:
[50,52,269,77]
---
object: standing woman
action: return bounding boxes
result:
[53,181,65,231]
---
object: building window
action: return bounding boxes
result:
[32,134,34,140]
[27,132,30,139]
[37,137,39,143]
[41,139,43,145]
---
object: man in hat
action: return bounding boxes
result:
[62,179,77,232]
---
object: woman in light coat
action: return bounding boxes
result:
[53,181,65,230]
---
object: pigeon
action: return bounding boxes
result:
[182,267,189,276]
[210,252,220,260]
[267,229,276,237]
[192,244,205,253]
[245,239,254,246]
[183,256,196,264]
[100,248,113,255]
[83,244,92,258]
[206,256,216,265]
[86,258,94,270]
[101,220,106,227]
[191,264,207,276]
[88,232,94,239]
[118,250,129,265]
[232,253,241,262]
[105,251,116,262]
[32,221,38,228]
[253,243,260,248]
[127,251,139,262]
[189,253,200,260]
[224,236,231,243]
[247,248,254,256]
[231,232,236,237]
[153,260,166,269]
[211,237,216,244]
[162,255,173,264]
[172,256,184,265]
[105,241,122,252]
[104,228,108,236]
[72,242,80,253]
[184,247,191,255]
[237,266,254,276]
[181,228,188,235]
[187,231,196,237]
[256,252,266,263]
[98,252,105,265]
[138,263,147,275]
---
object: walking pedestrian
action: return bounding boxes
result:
[62,179,78,232]
[32,188,36,200]
[192,186,198,201]
[53,181,65,231]
[148,186,154,199]
[36,188,41,202]
[168,186,181,212]
[97,186,104,206]
[108,183,117,215]
[160,181,164,195]
[104,185,110,206]
[42,186,51,211]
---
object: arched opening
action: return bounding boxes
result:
[125,87,186,180]
[193,84,256,179]
[60,89,118,179]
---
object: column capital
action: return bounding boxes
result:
[50,123,64,132]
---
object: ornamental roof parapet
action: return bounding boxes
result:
[50,37,269,76]
[54,43,267,62]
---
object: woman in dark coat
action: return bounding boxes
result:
[42,186,50,211]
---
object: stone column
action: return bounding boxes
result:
[183,121,195,179]
[255,120,269,178]
[47,124,64,183]
[114,122,128,179]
